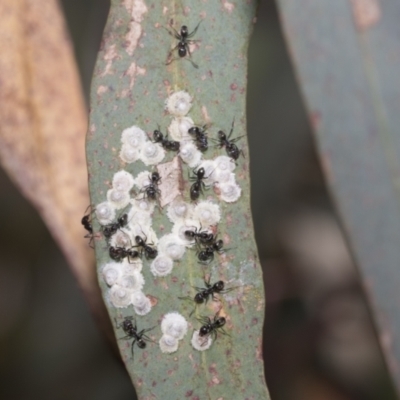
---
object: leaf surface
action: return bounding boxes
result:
[88,0,270,398]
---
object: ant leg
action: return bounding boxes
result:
[228,118,235,139]
[184,44,199,69]
[131,340,136,357]
[219,327,230,337]
[211,294,221,303]
[83,204,94,215]
[166,45,180,65]
[178,295,193,302]
[187,20,202,38]
[197,315,211,324]
[143,326,156,334]
[188,306,197,317]
[163,25,181,40]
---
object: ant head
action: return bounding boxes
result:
[215,317,226,327]
[137,339,147,349]
[153,130,163,142]
[184,230,196,239]
[181,25,188,36]
[135,235,144,245]
[214,281,224,291]
[119,214,128,226]
[194,292,205,304]
[151,171,160,182]
[214,240,223,250]
[196,167,205,179]
[218,130,226,140]
[123,318,133,328]
[188,126,200,135]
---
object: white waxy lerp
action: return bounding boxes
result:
[134,170,152,190]
[161,312,188,340]
[218,181,242,203]
[109,284,133,308]
[158,234,186,260]
[119,143,140,164]
[121,125,147,148]
[159,334,179,354]
[214,170,235,184]
[128,207,152,230]
[132,198,156,215]
[139,142,165,165]
[150,255,173,277]
[101,262,122,286]
[168,117,194,142]
[109,229,133,249]
[117,270,144,292]
[191,330,213,351]
[121,258,143,274]
[112,170,135,192]
[95,201,116,225]
[107,189,131,209]
[165,91,193,117]
[179,142,202,168]
[193,201,221,227]
[131,291,152,315]
[214,155,236,172]
[166,198,192,223]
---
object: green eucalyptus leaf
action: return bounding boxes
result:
[87,1,269,398]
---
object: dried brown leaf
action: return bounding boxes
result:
[0,0,113,342]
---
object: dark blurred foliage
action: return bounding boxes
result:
[0,0,397,399]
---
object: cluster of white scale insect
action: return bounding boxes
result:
[97,91,243,352]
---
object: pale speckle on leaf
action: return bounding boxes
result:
[97,85,108,95]
[221,0,235,12]
[201,105,211,122]
[350,0,381,30]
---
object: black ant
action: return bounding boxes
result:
[140,172,161,202]
[81,205,96,248]
[189,167,210,201]
[115,316,155,357]
[153,129,180,152]
[188,125,209,152]
[197,312,228,342]
[134,234,158,259]
[101,213,128,240]
[165,22,202,68]
[179,277,238,316]
[184,226,215,245]
[109,246,139,263]
[197,239,225,264]
[216,119,244,161]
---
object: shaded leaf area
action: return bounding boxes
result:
[0,1,112,342]
[87,0,269,399]
[277,0,400,393]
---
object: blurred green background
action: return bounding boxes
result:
[0,1,397,399]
